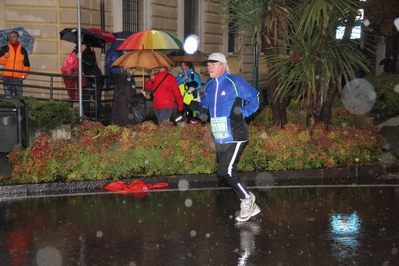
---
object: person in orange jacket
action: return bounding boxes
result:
[144,67,184,125]
[0,31,30,96]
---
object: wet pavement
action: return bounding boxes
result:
[0,116,398,265]
[1,184,399,266]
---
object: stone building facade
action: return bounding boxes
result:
[0,0,263,100]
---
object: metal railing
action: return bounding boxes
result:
[0,67,150,122]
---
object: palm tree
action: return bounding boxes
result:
[221,0,371,130]
[220,0,292,127]
[267,0,370,130]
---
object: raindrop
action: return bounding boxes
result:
[394,84,399,94]
[144,160,149,164]
[190,230,197,237]
[205,233,211,238]
[255,172,275,190]
[394,17,399,32]
[260,132,268,139]
[36,246,62,266]
[341,78,376,115]
[96,231,103,238]
[392,247,399,255]
[183,34,199,54]
[185,198,193,207]
[178,179,190,191]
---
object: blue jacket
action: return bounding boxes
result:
[176,67,202,90]
[201,72,259,143]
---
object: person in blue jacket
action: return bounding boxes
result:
[176,61,202,90]
[176,61,202,122]
[189,53,261,222]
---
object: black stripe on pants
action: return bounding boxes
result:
[215,141,250,199]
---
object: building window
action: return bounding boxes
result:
[123,0,139,32]
[184,0,195,38]
[228,8,237,54]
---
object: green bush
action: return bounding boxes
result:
[8,105,387,184]
[368,74,399,116]
[22,96,82,131]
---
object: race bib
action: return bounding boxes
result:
[210,117,229,139]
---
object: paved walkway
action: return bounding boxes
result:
[377,116,399,127]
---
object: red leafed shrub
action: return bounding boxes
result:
[8,105,387,184]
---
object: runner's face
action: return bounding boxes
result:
[207,62,225,78]
[8,33,19,45]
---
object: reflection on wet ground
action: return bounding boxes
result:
[380,125,399,159]
[1,181,399,266]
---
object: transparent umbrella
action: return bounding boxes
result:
[0,27,35,54]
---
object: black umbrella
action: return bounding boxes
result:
[112,30,135,41]
[60,28,106,48]
[166,49,208,63]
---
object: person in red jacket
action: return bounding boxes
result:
[144,67,184,125]
[0,31,31,96]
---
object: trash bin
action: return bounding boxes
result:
[0,95,29,152]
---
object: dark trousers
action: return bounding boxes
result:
[215,141,250,199]
[83,77,104,118]
[154,108,173,125]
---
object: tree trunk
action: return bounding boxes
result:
[317,16,356,129]
[264,42,288,128]
[306,102,317,132]
[268,77,288,127]
[318,85,338,128]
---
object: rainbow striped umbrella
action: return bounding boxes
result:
[116,30,183,51]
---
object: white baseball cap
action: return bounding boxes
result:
[205,53,227,64]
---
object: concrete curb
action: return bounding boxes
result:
[1,162,398,200]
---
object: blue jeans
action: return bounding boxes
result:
[154,108,173,125]
[3,77,23,96]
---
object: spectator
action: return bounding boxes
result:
[111,67,146,126]
[61,48,80,107]
[176,61,202,122]
[81,44,104,120]
[379,56,394,73]
[144,67,184,125]
[0,31,30,96]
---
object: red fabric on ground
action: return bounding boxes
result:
[102,180,169,193]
